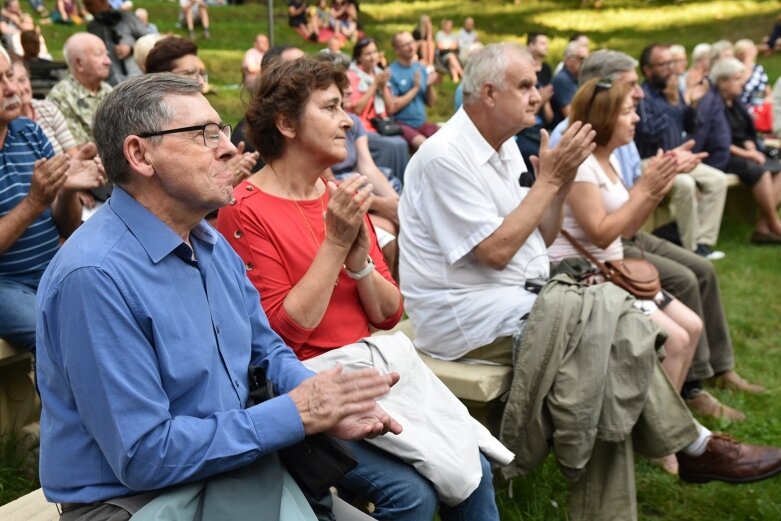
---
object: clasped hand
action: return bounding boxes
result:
[325,174,374,271]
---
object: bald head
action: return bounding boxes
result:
[63,33,112,90]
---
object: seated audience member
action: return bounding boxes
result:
[516,31,553,172]
[635,43,727,259]
[146,36,259,186]
[684,43,711,97]
[549,78,702,397]
[346,37,409,181]
[734,39,771,106]
[435,18,463,83]
[398,42,781,521]
[669,44,687,94]
[457,16,478,65]
[550,49,761,421]
[773,75,781,137]
[47,33,113,146]
[134,7,158,34]
[180,0,209,40]
[11,14,52,59]
[710,39,734,62]
[331,0,357,42]
[36,72,398,520]
[319,35,350,69]
[288,0,318,42]
[313,0,333,34]
[0,49,103,353]
[554,32,591,76]
[693,57,781,244]
[412,14,435,68]
[83,0,147,85]
[242,33,269,86]
[231,45,306,173]
[218,56,508,521]
[132,33,164,72]
[52,0,84,24]
[388,31,441,150]
[0,0,23,50]
[550,40,589,127]
[13,56,107,210]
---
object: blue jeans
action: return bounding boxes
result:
[338,441,499,521]
[0,272,42,352]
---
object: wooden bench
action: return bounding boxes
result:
[374,320,512,434]
[0,489,58,521]
[0,338,39,439]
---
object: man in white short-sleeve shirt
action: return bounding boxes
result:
[399,43,594,360]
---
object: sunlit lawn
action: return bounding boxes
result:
[2,0,781,518]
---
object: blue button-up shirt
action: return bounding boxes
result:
[36,187,314,503]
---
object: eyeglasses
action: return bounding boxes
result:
[138,122,232,149]
[650,60,675,69]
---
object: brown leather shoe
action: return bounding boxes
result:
[710,370,766,394]
[685,389,746,421]
[678,433,781,484]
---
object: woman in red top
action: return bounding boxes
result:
[217,56,501,521]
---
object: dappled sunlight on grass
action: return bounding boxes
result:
[526,0,781,33]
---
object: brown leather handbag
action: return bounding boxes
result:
[560,229,661,300]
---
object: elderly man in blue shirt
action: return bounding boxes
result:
[35,73,400,521]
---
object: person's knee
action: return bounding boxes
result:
[664,323,691,357]
[672,174,697,201]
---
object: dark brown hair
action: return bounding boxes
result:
[245,56,348,162]
[145,36,198,74]
[569,78,632,147]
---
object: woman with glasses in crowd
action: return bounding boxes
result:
[217,56,506,521]
[547,79,719,457]
[346,37,409,182]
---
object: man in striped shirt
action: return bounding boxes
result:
[0,48,82,352]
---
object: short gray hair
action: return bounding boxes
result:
[579,49,638,84]
[93,73,202,184]
[563,40,583,59]
[669,44,686,58]
[691,43,711,64]
[462,43,528,104]
[709,57,744,84]
[733,38,755,61]
[710,39,733,62]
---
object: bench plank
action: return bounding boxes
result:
[0,489,58,521]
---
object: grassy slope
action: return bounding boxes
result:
[2,0,781,518]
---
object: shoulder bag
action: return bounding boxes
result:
[559,229,661,300]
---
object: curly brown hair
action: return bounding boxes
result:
[245,55,348,162]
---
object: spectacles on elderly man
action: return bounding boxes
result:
[138,123,232,149]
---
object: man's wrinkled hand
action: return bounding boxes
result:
[289,365,400,437]
[329,403,403,440]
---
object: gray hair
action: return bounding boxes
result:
[93,73,202,184]
[709,39,733,62]
[709,57,745,84]
[669,44,686,58]
[563,40,583,59]
[733,38,756,61]
[691,43,711,64]
[579,49,637,84]
[462,43,528,104]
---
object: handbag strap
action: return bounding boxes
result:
[559,229,612,279]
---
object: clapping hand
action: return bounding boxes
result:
[532,122,596,193]
[325,174,373,249]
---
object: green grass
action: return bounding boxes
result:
[2,0,781,518]
[0,433,38,506]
